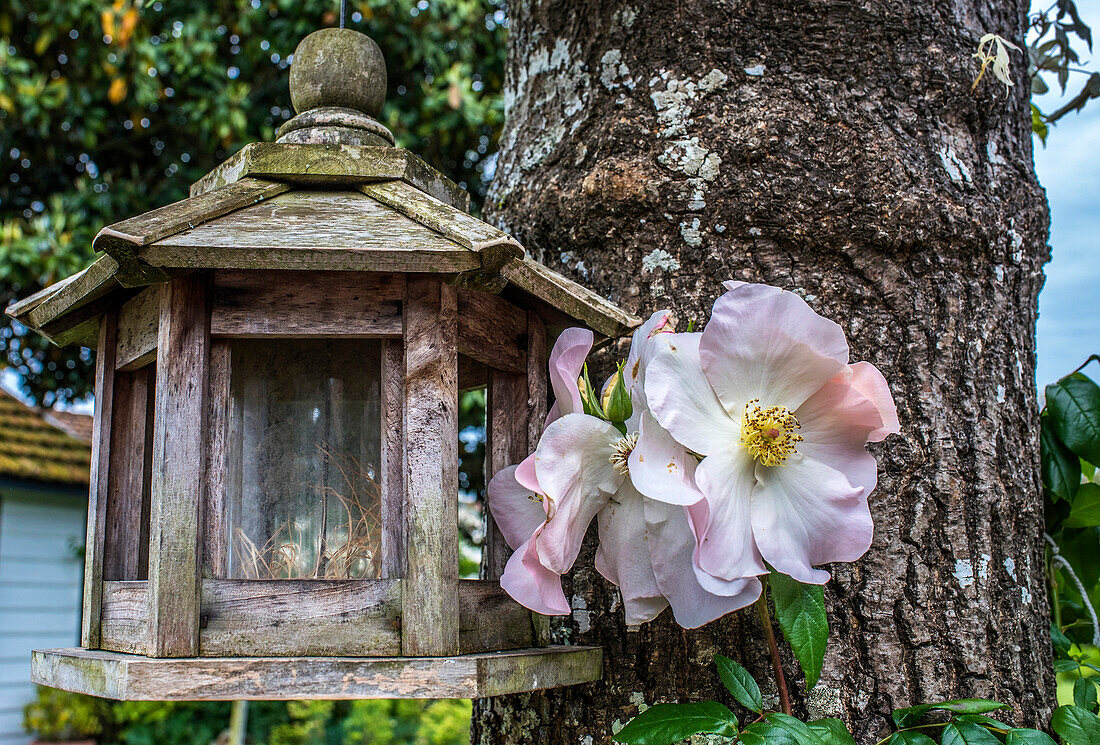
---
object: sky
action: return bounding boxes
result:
[1,10,1097,405]
[1033,0,1100,386]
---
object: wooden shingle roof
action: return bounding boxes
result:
[0,388,91,487]
[6,145,640,348]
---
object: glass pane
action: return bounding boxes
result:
[226,339,383,579]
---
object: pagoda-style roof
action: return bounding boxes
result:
[7,143,639,348]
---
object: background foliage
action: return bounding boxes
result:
[0,0,505,405]
[24,687,472,745]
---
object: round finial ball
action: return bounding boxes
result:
[289,28,387,117]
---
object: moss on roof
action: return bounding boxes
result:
[0,389,91,487]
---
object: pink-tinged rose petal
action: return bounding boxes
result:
[646,333,741,455]
[750,456,871,584]
[487,465,547,551]
[848,361,900,442]
[596,480,669,625]
[796,375,884,496]
[533,414,623,573]
[645,498,763,628]
[500,533,570,615]
[548,327,594,420]
[514,452,541,495]
[700,283,849,412]
[629,411,703,506]
[624,310,674,398]
[683,497,760,597]
[693,449,768,580]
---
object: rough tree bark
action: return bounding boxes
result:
[473,0,1054,742]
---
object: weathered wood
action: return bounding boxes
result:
[147,274,210,657]
[16,255,124,340]
[402,278,459,656]
[458,354,489,391]
[198,579,402,657]
[82,310,119,649]
[141,243,478,275]
[380,339,406,581]
[32,645,602,701]
[103,366,153,581]
[202,340,231,579]
[115,287,159,371]
[211,270,403,337]
[501,256,640,339]
[361,181,522,280]
[94,178,289,287]
[483,371,528,580]
[100,581,148,655]
[526,312,552,647]
[459,580,534,653]
[189,142,471,213]
[457,289,527,374]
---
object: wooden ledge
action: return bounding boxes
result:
[32,646,602,701]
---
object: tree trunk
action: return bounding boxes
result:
[473,0,1054,742]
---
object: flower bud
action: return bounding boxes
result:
[602,363,633,424]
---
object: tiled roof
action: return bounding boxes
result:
[0,388,91,487]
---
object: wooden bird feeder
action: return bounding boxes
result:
[8,28,639,701]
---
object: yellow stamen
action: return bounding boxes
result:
[609,432,640,475]
[740,399,802,467]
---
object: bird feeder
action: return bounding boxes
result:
[8,28,638,701]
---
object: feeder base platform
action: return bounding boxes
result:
[32,646,602,701]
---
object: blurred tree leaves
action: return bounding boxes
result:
[1028,0,1098,142]
[0,0,505,405]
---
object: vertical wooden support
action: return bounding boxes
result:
[402,277,459,656]
[82,310,119,649]
[202,339,232,579]
[148,273,211,657]
[525,312,552,645]
[103,366,153,581]
[380,339,406,580]
[483,371,528,580]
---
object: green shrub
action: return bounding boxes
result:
[23,686,111,742]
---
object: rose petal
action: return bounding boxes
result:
[500,532,570,615]
[645,498,763,628]
[533,414,623,573]
[646,333,741,455]
[487,464,548,551]
[700,283,849,412]
[625,310,674,400]
[596,480,669,625]
[629,410,703,506]
[796,374,883,496]
[548,327,594,420]
[848,361,900,442]
[750,455,872,584]
[514,452,541,495]
[693,448,768,580]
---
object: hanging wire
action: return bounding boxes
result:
[1046,532,1100,646]
[339,0,347,28]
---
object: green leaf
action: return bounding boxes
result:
[893,701,1007,729]
[1054,624,1076,655]
[765,713,829,745]
[768,572,829,689]
[889,732,939,745]
[1006,729,1058,745]
[1067,484,1100,528]
[1076,678,1099,714]
[1056,659,1084,673]
[1051,705,1100,745]
[1047,374,1100,466]
[807,718,858,745]
[1042,419,1082,501]
[1032,103,1049,143]
[941,722,1002,745]
[611,702,738,745]
[742,722,799,745]
[715,655,763,714]
[956,714,1013,730]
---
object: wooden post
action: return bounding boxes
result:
[380,339,406,580]
[402,277,459,656]
[525,312,551,645]
[483,371,527,580]
[202,339,232,579]
[103,366,154,581]
[147,273,211,657]
[82,310,119,649]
